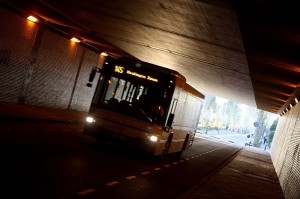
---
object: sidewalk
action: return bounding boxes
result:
[180,145,284,199]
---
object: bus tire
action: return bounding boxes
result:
[176,134,190,157]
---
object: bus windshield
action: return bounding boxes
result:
[92,75,172,125]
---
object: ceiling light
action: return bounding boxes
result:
[71,37,80,43]
[27,16,38,23]
[100,52,108,56]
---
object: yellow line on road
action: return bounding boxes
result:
[78,188,96,195]
[105,181,119,186]
[126,176,137,180]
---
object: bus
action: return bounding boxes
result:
[84,57,204,156]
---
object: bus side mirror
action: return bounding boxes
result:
[166,113,174,127]
[89,67,97,82]
[87,67,102,87]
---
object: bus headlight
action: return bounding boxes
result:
[86,116,95,123]
[149,135,158,142]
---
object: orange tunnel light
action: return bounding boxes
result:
[71,37,80,43]
[27,16,38,23]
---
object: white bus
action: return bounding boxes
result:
[84,57,204,156]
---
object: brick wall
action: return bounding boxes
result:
[0,7,36,103]
[0,8,99,112]
[271,102,300,199]
[69,49,102,112]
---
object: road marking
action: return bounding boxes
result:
[101,144,232,189]
[106,181,119,186]
[78,188,96,195]
[196,135,230,144]
[126,176,136,180]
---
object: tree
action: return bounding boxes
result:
[253,110,268,147]
[208,96,217,113]
[270,118,279,132]
[206,96,221,130]
[268,117,279,146]
[224,101,241,130]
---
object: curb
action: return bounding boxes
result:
[0,117,84,124]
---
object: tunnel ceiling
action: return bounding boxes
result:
[2,0,300,114]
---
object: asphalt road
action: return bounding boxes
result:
[0,122,241,199]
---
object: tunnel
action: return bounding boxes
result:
[0,1,299,198]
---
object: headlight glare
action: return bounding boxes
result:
[86,116,95,123]
[149,135,158,142]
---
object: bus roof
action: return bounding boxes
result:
[184,83,205,99]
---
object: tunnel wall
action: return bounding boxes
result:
[0,8,101,112]
[271,102,300,199]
